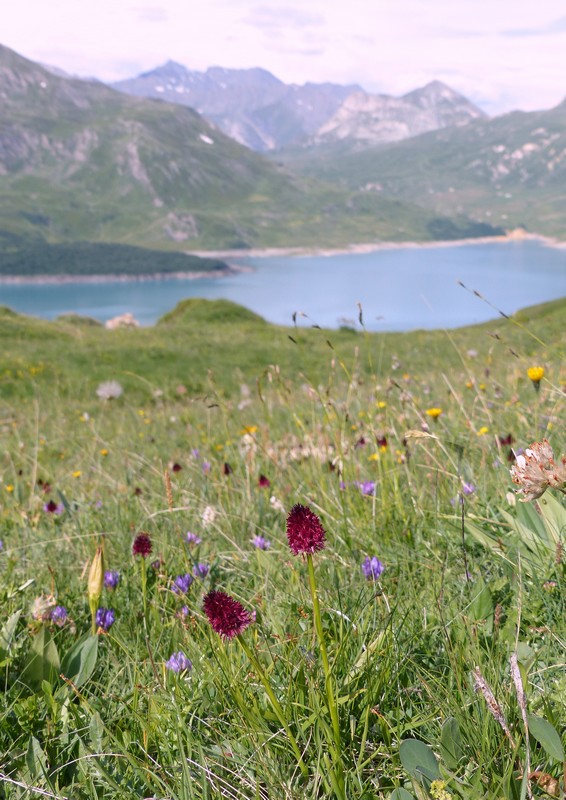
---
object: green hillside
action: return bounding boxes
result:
[0,43,503,266]
[276,101,566,238]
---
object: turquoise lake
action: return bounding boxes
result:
[1,240,565,331]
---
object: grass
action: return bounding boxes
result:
[0,296,564,799]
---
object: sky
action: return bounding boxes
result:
[3,0,566,115]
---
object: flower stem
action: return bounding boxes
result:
[140,556,148,629]
[306,553,345,800]
[237,634,309,778]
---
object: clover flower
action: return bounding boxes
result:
[95,607,115,631]
[356,480,376,496]
[132,532,152,557]
[203,590,253,639]
[510,439,566,501]
[186,531,202,546]
[286,504,326,555]
[361,556,384,581]
[166,651,192,673]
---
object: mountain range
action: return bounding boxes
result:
[113,62,485,152]
[0,42,502,260]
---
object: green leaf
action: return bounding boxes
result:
[25,735,49,781]
[469,577,493,623]
[60,634,98,688]
[399,738,441,784]
[440,716,464,768]
[0,610,21,657]
[389,790,416,800]
[527,714,564,761]
[20,626,60,691]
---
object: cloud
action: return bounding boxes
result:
[501,13,566,36]
[243,5,325,31]
[134,6,169,23]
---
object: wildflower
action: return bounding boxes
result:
[31,594,57,621]
[477,426,489,436]
[166,651,192,673]
[223,462,233,475]
[356,480,376,496]
[252,535,271,550]
[191,448,200,459]
[185,531,202,546]
[286,504,326,556]
[270,495,285,513]
[100,449,109,456]
[96,380,123,400]
[193,563,209,579]
[510,439,566,501]
[50,605,68,626]
[95,607,115,631]
[173,573,194,594]
[462,482,476,496]
[102,570,120,591]
[499,434,514,446]
[430,780,453,800]
[527,366,545,389]
[171,462,182,473]
[376,435,388,449]
[361,556,384,581]
[258,474,271,488]
[203,590,253,639]
[132,532,152,557]
[425,407,442,419]
[5,484,14,493]
[72,470,81,478]
[202,461,211,474]
[43,500,64,514]
[202,505,216,527]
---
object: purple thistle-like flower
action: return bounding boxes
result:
[95,607,115,631]
[104,570,120,590]
[186,531,202,546]
[203,590,253,639]
[132,532,152,558]
[173,573,194,594]
[50,605,68,626]
[286,504,326,555]
[362,556,384,581]
[252,535,271,550]
[357,480,376,496]
[166,651,192,673]
[193,563,210,579]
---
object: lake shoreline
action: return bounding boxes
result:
[0,231,562,285]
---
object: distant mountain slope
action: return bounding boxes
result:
[1,43,502,254]
[312,81,486,146]
[277,100,566,238]
[112,62,358,151]
[113,64,484,151]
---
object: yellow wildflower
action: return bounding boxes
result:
[477,426,489,436]
[72,470,82,478]
[5,484,14,493]
[100,449,109,456]
[376,401,387,409]
[527,366,544,384]
[240,425,258,435]
[425,407,443,419]
[368,453,379,461]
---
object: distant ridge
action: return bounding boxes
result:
[113,63,485,151]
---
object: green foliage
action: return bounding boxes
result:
[0,296,563,798]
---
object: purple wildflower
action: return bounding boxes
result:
[95,607,115,631]
[173,573,194,594]
[286,504,326,556]
[191,448,200,459]
[186,531,202,546]
[202,461,211,474]
[252,535,271,550]
[462,482,476,496]
[104,570,120,590]
[193,563,210,579]
[362,556,384,581]
[357,481,376,496]
[166,651,192,673]
[50,605,68,626]
[203,590,253,639]
[44,500,64,514]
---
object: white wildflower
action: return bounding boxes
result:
[201,505,216,527]
[510,439,566,501]
[96,380,123,400]
[269,496,285,513]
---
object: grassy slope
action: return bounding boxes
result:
[0,298,564,798]
[275,102,566,238]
